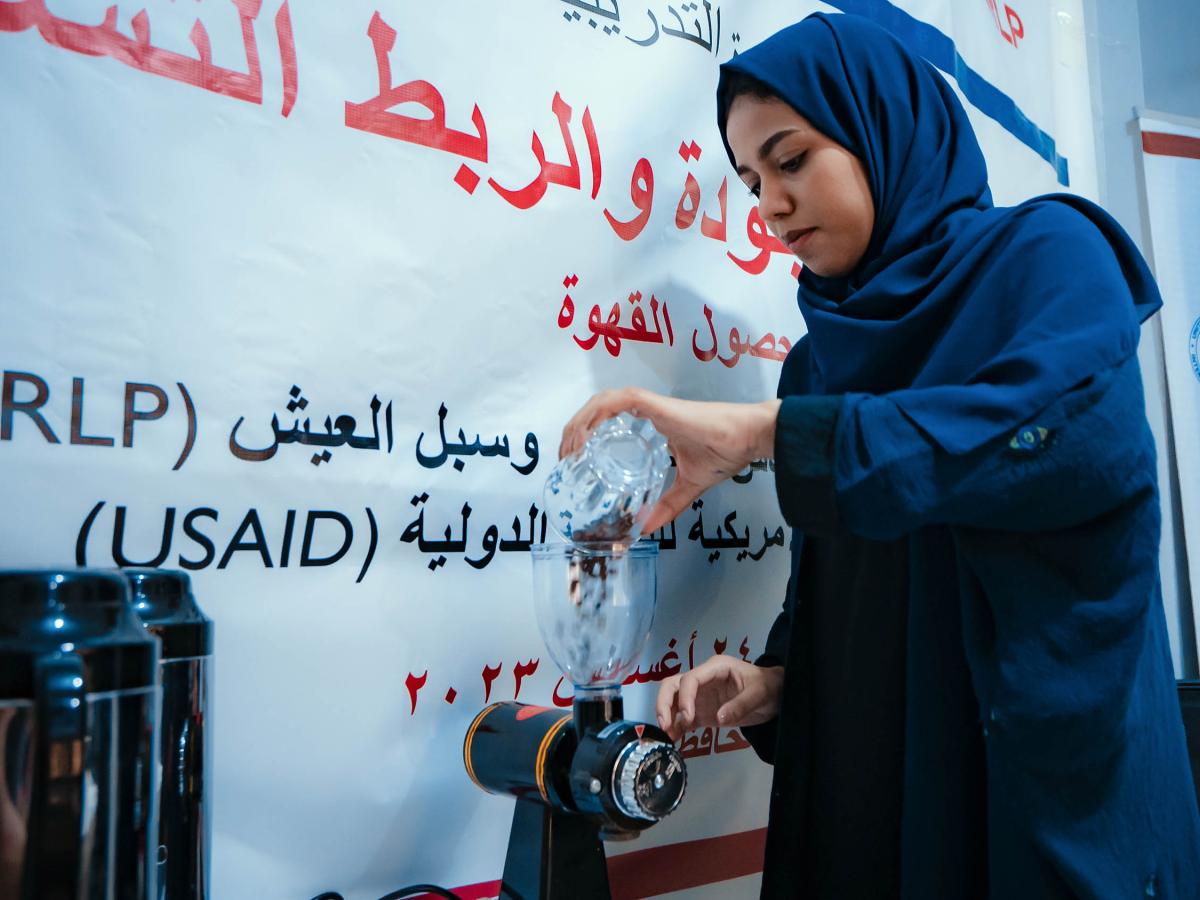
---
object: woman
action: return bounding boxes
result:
[558,12,1200,899]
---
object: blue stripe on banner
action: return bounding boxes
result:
[822,0,1071,186]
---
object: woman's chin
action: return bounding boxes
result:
[803,255,858,279]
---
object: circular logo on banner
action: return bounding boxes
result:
[1191,317,1200,383]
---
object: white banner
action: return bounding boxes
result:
[0,1,1098,896]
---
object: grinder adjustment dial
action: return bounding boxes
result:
[613,739,687,821]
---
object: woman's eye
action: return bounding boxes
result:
[747,184,760,198]
[780,153,806,173]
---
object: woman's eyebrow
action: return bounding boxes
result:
[735,128,802,175]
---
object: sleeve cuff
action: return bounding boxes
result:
[739,654,785,764]
[773,394,842,533]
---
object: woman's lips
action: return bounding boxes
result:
[784,227,817,253]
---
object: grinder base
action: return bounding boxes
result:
[499,798,610,900]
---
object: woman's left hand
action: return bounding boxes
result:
[559,387,781,533]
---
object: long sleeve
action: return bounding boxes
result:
[741,398,838,764]
[759,569,799,669]
[775,354,1153,541]
[740,574,793,764]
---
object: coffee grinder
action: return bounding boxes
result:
[463,540,686,900]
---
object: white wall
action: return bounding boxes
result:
[1139,0,1200,120]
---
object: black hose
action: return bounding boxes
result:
[309,884,464,900]
[378,886,464,900]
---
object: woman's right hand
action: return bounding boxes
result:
[655,655,784,742]
[558,388,781,534]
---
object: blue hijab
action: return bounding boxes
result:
[717,13,1160,453]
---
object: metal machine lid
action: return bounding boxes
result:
[123,568,213,659]
[0,569,159,698]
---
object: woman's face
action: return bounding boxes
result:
[726,95,875,278]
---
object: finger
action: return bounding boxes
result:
[670,714,687,743]
[559,397,602,460]
[655,677,680,732]
[675,658,732,724]
[674,673,700,727]
[718,661,781,726]
[562,399,607,460]
[715,699,745,726]
[578,388,641,439]
[716,680,759,727]
[626,394,705,441]
[566,387,665,459]
[642,479,700,535]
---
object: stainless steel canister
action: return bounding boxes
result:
[124,569,213,900]
[0,569,160,900]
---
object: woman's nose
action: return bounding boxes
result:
[759,177,793,222]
